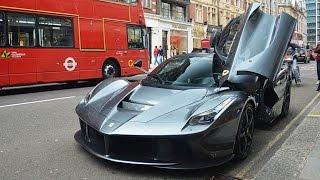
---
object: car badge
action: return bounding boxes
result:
[222,70,229,76]
[108,123,115,128]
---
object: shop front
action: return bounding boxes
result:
[144,13,192,63]
[192,23,206,50]
[170,23,190,57]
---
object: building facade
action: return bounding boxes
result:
[306,0,317,47]
[189,0,248,50]
[143,0,193,60]
[188,0,279,50]
[278,0,307,46]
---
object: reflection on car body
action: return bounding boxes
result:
[74,3,296,169]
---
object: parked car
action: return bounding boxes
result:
[296,48,310,63]
[306,49,314,61]
[74,3,295,169]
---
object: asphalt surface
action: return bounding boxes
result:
[0,61,319,180]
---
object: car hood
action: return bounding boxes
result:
[77,79,230,135]
[218,3,296,91]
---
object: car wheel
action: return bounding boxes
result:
[66,81,78,87]
[280,81,291,118]
[102,60,120,79]
[234,103,254,161]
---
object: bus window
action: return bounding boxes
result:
[38,16,74,47]
[0,13,5,46]
[127,26,144,49]
[7,13,36,47]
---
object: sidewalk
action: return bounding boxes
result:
[254,95,320,180]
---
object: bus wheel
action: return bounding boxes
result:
[102,60,120,79]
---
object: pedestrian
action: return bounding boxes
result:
[159,46,164,63]
[153,46,159,66]
[314,44,320,91]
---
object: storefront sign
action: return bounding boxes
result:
[172,23,188,30]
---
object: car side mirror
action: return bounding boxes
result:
[134,59,142,68]
[133,59,148,74]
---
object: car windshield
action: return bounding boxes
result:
[142,54,222,88]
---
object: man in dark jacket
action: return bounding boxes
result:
[158,46,164,63]
[314,44,320,91]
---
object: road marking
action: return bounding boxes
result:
[236,92,320,178]
[0,96,76,108]
[308,114,320,118]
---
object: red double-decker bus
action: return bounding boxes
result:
[0,0,149,88]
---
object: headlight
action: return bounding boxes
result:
[188,97,236,125]
[83,81,104,103]
[83,90,93,104]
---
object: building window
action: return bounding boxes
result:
[161,2,171,19]
[143,0,152,9]
[127,26,144,49]
[0,13,5,46]
[174,6,185,21]
[8,13,36,47]
[195,4,203,23]
[108,0,137,3]
[38,16,73,47]
[207,7,216,25]
[225,12,230,24]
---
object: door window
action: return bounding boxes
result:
[127,26,144,49]
[0,13,5,46]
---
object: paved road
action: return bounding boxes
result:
[0,61,319,180]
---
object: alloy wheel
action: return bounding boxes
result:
[239,107,254,155]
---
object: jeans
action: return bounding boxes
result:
[317,60,320,80]
[158,55,163,64]
[154,56,160,65]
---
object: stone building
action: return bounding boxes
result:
[278,0,307,46]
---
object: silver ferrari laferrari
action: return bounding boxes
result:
[74,3,296,169]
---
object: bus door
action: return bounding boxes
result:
[7,13,37,86]
[0,13,9,87]
[0,51,9,87]
[126,25,147,74]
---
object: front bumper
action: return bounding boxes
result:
[74,121,234,169]
[297,56,306,62]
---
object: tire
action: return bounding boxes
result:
[280,81,291,118]
[234,103,254,161]
[102,60,120,79]
[66,81,78,87]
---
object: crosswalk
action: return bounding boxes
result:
[300,66,316,71]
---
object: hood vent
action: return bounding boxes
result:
[118,92,153,112]
[119,101,153,112]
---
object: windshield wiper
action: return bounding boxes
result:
[147,73,165,84]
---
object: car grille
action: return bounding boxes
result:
[80,120,106,155]
[79,120,190,163]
